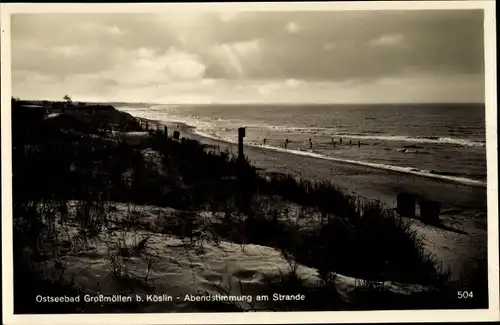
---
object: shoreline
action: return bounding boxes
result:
[137,116,487,212]
[191,128,485,188]
[135,116,487,282]
[129,113,486,188]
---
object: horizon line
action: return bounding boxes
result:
[14,98,485,106]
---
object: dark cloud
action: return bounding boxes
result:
[10,9,485,103]
[200,10,484,80]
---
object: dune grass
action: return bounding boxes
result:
[11,99,488,312]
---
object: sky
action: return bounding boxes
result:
[10,10,485,104]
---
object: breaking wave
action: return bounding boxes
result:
[192,129,486,188]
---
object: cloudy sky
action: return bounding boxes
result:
[11,10,485,104]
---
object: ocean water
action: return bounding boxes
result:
[115,103,487,186]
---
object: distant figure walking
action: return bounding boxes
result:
[263,138,267,145]
[349,140,352,146]
[340,137,343,144]
[333,141,336,147]
[357,140,361,148]
[309,138,313,149]
[285,138,289,149]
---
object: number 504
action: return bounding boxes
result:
[457,291,474,299]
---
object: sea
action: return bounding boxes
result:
[115,103,487,187]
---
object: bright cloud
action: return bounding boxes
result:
[98,47,206,87]
[369,33,405,47]
[285,79,302,87]
[285,21,300,34]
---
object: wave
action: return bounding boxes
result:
[260,126,336,133]
[192,129,486,188]
[206,124,485,148]
[116,106,485,148]
[334,134,485,148]
[202,121,485,148]
[396,148,431,154]
[215,122,485,148]
[187,122,485,148]
[116,107,485,188]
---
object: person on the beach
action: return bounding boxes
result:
[340,137,343,144]
[350,140,352,146]
[358,140,361,148]
[285,138,289,148]
[309,138,313,149]
[263,138,267,145]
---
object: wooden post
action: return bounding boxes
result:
[173,130,180,140]
[420,199,440,225]
[238,127,246,159]
[164,126,168,137]
[145,121,149,130]
[396,193,416,218]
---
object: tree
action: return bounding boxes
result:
[63,95,72,103]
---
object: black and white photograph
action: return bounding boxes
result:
[1,1,498,324]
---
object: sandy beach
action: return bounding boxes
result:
[10,101,490,314]
[151,120,487,281]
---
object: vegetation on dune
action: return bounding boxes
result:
[11,98,488,312]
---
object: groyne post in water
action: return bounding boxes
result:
[164,126,168,137]
[238,127,246,160]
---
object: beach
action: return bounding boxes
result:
[146,119,487,282]
[11,100,489,313]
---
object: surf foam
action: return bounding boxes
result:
[192,129,486,188]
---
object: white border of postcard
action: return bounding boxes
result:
[1,1,498,324]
